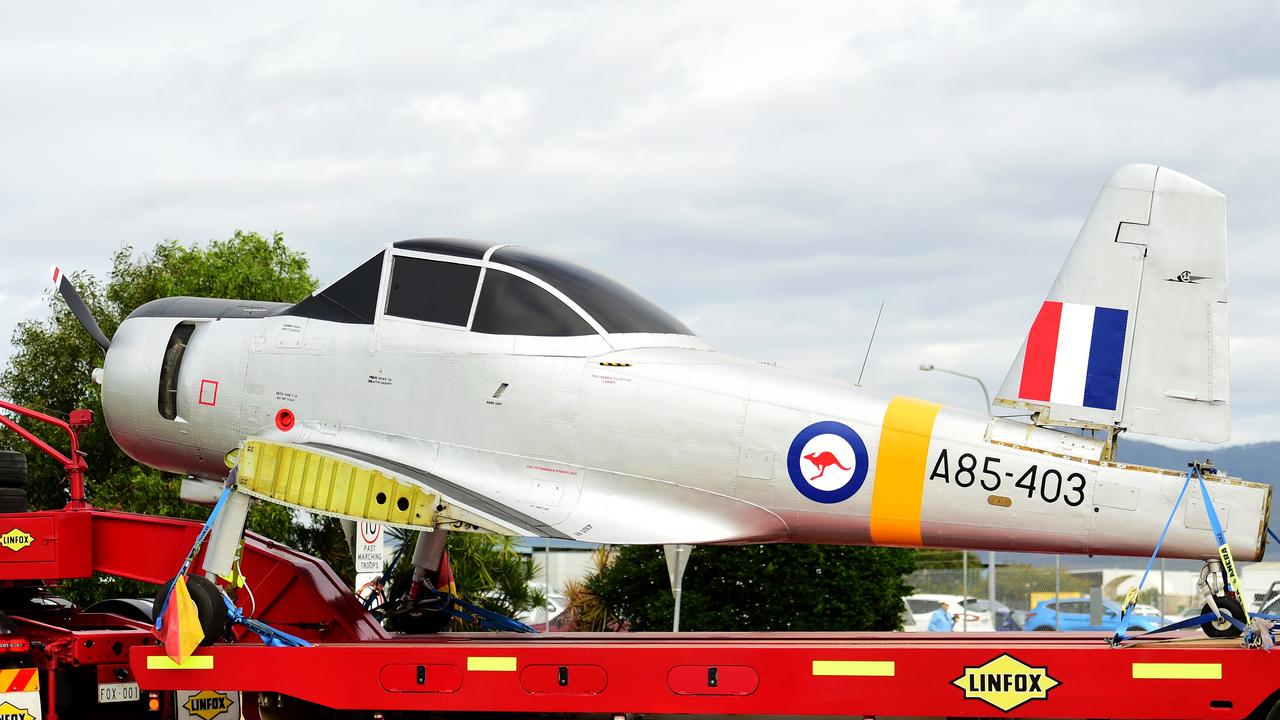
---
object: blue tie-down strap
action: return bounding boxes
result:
[221,594,312,648]
[427,589,538,633]
[1246,617,1278,651]
[154,484,237,632]
[1114,612,1252,645]
[1110,466,1197,645]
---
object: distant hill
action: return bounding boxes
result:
[1115,440,1280,486]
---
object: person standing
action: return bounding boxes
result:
[928,601,955,632]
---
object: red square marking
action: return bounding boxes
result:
[198,379,219,407]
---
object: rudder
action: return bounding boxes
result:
[995,164,1229,443]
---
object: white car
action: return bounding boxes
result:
[1129,603,1174,624]
[518,593,569,629]
[904,594,992,632]
[900,598,922,632]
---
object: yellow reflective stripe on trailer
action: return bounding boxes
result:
[467,656,517,672]
[1132,662,1221,680]
[812,660,896,677]
[146,655,215,670]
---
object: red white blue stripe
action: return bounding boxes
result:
[1018,301,1128,411]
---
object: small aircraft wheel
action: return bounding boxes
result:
[152,575,229,645]
[387,603,453,634]
[1200,595,1245,638]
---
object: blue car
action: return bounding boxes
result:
[1023,599,1163,632]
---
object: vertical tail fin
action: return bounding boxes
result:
[994,164,1230,443]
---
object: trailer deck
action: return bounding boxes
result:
[130,629,1280,718]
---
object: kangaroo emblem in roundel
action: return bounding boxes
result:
[787,421,869,504]
[804,451,851,482]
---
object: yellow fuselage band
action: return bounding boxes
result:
[870,397,941,546]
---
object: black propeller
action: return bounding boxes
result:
[51,266,111,351]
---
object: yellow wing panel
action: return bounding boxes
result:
[237,440,439,529]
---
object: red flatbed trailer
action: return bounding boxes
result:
[130,630,1280,719]
[2,400,1279,719]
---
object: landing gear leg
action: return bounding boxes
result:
[384,529,453,634]
[154,477,252,645]
[202,481,252,582]
[1197,558,1245,639]
[410,527,449,593]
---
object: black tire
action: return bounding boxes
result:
[152,575,228,646]
[1253,690,1280,720]
[1201,596,1245,638]
[86,598,155,624]
[387,603,454,634]
[0,451,25,489]
[0,488,28,514]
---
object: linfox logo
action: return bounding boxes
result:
[0,700,34,720]
[183,690,235,720]
[0,529,33,553]
[952,654,1060,712]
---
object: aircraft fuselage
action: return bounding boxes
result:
[101,306,1270,561]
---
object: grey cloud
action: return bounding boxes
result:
[2,1,1278,446]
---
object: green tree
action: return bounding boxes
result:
[446,533,544,619]
[559,547,620,631]
[0,232,320,604]
[588,544,916,632]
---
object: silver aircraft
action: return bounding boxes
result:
[54,164,1269,629]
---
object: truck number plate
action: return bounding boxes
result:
[98,681,140,703]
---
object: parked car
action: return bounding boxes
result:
[900,598,922,632]
[904,594,991,631]
[1023,598,1163,632]
[959,598,1022,631]
[1258,594,1280,618]
[1130,603,1175,624]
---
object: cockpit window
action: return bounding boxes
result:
[472,269,595,337]
[285,251,384,324]
[392,238,494,259]
[490,247,693,335]
[385,255,480,326]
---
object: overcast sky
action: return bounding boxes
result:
[2,2,1278,446]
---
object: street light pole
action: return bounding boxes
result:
[918,364,991,411]
[919,363,996,625]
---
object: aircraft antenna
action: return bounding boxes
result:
[855,301,884,387]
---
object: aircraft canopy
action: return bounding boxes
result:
[286,239,693,337]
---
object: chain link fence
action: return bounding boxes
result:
[906,554,1209,632]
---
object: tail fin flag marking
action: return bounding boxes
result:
[1083,306,1128,410]
[1018,300,1062,403]
[1017,301,1129,412]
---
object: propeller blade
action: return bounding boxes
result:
[51,266,111,351]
